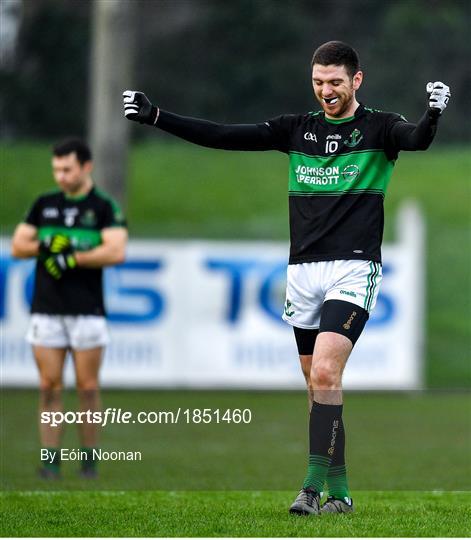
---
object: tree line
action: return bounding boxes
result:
[1,0,469,142]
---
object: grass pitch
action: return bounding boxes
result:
[1,490,470,537]
[1,390,470,536]
[2,390,470,491]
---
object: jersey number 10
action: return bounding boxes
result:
[325,141,339,154]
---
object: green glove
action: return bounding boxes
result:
[43,250,77,280]
[49,234,72,253]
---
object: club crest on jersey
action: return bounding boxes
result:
[303,132,317,142]
[64,207,79,227]
[80,209,97,227]
[344,128,363,148]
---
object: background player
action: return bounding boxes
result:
[11,138,128,478]
[122,41,450,513]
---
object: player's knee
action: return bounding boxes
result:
[310,360,340,389]
[39,384,62,408]
[39,378,63,392]
[76,379,99,392]
[303,369,314,396]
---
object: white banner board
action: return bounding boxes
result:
[0,203,424,390]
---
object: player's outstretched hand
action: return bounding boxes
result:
[426,81,450,114]
[123,90,158,125]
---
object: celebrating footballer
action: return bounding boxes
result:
[123,41,450,514]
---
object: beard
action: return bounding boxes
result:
[318,90,354,117]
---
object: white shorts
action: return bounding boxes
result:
[282,259,382,329]
[26,314,110,350]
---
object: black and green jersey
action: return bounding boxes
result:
[25,186,126,315]
[156,103,438,264]
[265,104,408,263]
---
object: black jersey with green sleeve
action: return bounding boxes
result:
[263,104,439,264]
[24,186,127,315]
[269,105,406,263]
[155,104,439,264]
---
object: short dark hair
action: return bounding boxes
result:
[52,137,92,165]
[311,41,360,79]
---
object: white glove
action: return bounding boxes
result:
[426,81,450,114]
[123,90,158,125]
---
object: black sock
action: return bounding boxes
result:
[326,417,350,499]
[303,401,343,493]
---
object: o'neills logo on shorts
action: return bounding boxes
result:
[343,311,357,330]
[340,289,357,298]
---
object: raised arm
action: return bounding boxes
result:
[123,90,279,151]
[389,81,450,151]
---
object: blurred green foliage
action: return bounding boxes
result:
[1,0,470,141]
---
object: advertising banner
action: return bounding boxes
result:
[0,204,424,389]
